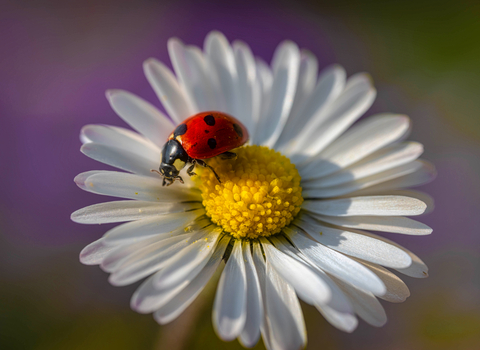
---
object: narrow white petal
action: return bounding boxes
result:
[105,89,174,147]
[295,214,412,268]
[270,236,354,314]
[130,227,222,314]
[103,210,206,245]
[101,234,164,273]
[233,41,256,133]
[250,59,272,144]
[80,124,160,160]
[357,230,429,278]
[259,41,300,147]
[303,161,423,198]
[153,235,231,324]
[358,260,410,303]
[289,73,376,160]
[280,64,346,154]
[264,258,307,350]
[302,141,424,185]
[153,227,222,289]
[75,171,201,202]
[79,238,114,265]
[315,304,358,333]
[285,227,386,295]
[131,272,187,314]
[213,240,247,341]
[300,114,410,178]
[205,31,238,116]
[251,243,273,350]
[143,58,194,123]
[349,160,437,196]
[336,279,387,327]
[302,195,427,216]
[275,50,320,149]
[71,201,202,225]
[261,238,331,305]
[239,241,262,348]
[168,38,216,112]
[314,214,432,235]
[81,143,160,177]
[109,227,211,286]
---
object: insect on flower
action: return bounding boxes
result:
[154,111,249,186]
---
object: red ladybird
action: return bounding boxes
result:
[155,111,249,186]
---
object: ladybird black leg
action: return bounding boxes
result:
[196,159,222,183]
[186,162,197,177]
[176,175,184,184]
[219,151,237,160]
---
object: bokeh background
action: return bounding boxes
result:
[1,0,479,349]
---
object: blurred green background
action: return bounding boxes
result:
[1,0,479,349]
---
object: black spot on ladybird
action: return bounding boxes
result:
[208,138,217,149]
[204,129,210,133]
[204,114,215,126]
[174,124,187,138]
[233,124,243,138]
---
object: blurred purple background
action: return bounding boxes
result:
[1,0,479,349]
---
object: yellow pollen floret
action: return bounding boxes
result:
[195,145,303,239]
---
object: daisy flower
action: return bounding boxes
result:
[72,31,435,349]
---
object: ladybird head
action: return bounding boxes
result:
[159,139,189,185]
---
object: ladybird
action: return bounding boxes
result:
[154,111,249,186]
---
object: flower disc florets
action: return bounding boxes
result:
[196,145,303,239]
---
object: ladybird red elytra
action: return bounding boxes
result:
[154,111,249,186]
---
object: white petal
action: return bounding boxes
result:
[213,240,247,341]
[153,235,231,324]
[75,171,201,201]
[350,160,436,197]
[258,41,300,147]
[358,260,410,303]
[303,161,423,198]
[275,51,319,149]
[105,89,174,147]
[314,214,432,235]
[103,210,206,245]
[80,124,160,160]
[79,238,114,265]
[302,141,424,185]
[168,38,216,112]
[131,227,222,314]
[108,228,210,286]
[270,237,354,314]
[143,58,194,123]
[239,241,262,348]
[233,41,256,133]
[250,59,273,144]
[152,227,222,289]
[80,142,160,177]
[251,243,273,350]
[295,214,412,268]
[302,195,427,216]
[71,201,202,225]
[357,230,429,278]
[205,31,238,116]
[264,258,307,350]
[261,238,331,305]
[131,272,187,314]
[336,279,387,327]
[289,73,376,160]
[285,227,386,295]
[300,114,410,178]
[315,304,358,333]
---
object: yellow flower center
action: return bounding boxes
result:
[196,145,303,239]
